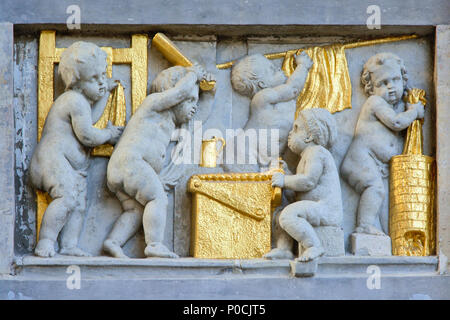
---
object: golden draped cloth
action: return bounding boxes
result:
[281,44,351,118]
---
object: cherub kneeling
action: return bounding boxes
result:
[269,109,343,261]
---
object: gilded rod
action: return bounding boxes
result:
[152,33,216,91]
[216,34,419,69]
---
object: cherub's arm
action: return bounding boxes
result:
[140,71,198,114]
[252,52,313,108]
[70,99,118,147]
[272,149,323,192]
[372,96,420,132]
[284,153,323,192]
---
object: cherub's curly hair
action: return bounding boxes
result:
[361,52,408,96]
[151,66,189,93]
[297,108,337,149]
[231,54,269,97]
[59,41,107,90]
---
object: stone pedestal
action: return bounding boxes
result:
[290,259,318,277]
[351,233,392,256]
[299,226,345,257]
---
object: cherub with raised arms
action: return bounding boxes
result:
[30,42,123,257]
[224,51,313,172]
[269,109,343,261]
[104,65,214,258]
[341,52,424,235]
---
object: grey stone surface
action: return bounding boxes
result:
[312,226,345,257]
[435,25,450,271]
[2,1,448,298]
[10,255,440,278]
[351,233,392,256]
[14,36,38,255]
[1,0,449,28]
[1,274,449,299]
[0,22,14,274]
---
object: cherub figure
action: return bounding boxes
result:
[224,51,313,172]
[104,65,215,258]
[269,109,343,261]
[30,41,123,257]
[341,52,424,235]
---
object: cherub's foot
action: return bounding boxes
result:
[263,248,294,260]
[59,246,92,257]
[144,242,179,259]
[355,224,385,236]
[296,246,324,262]
[34,239,56,258]
[103,239,129,259]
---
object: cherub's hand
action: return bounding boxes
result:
[279,159,291,173]
[106,121,124,145]
[407,102,425,119]
[201,72,217,94]
[187,62,207,82]
[108,79,120,92]
[295,51,313,70]
[269,158,290,174]
[272,172,285,188]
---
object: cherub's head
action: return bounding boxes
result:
[361,52,408,105]
[59,41,108,103]
[151,66,199,125]
[288,108,337,154]
[231,54,287,97]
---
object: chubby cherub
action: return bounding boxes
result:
[104,65,214,259]
[341,52,424,236]
[224,51,313,172]
[30,41,123,257]
[269,109,343,262]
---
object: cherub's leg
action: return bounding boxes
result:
[103,191,144,258]
[356,176,385,235]
[134,167,178,259]
[35,190,77,258]
[142,193,179,258]
[264,205,294,260]
[278,201,324,262]
[59,177,91,257]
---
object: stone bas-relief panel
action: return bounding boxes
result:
[13,32,435,262]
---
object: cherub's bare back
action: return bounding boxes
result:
[244,99,296,154]
[296,146,342,212]
[110,108,175,175]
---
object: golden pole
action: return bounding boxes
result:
[152,33,216,91]
[216,34,419,69]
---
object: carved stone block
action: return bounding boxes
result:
[315,226,345,257]
[290,259,318,277]
[351,233,392,256]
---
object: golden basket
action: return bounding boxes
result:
[389,89,436,256]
